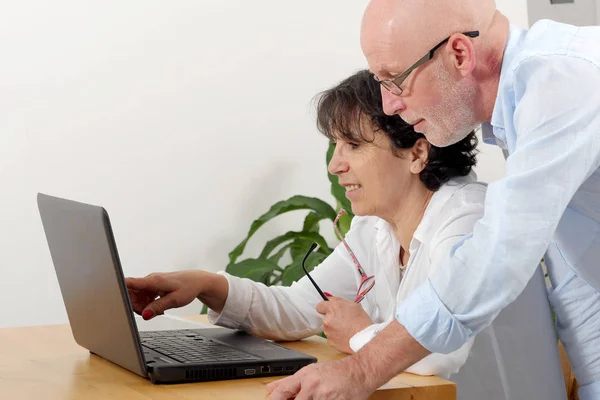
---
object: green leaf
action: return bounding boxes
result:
[289,237,331,260]
[326,143,353,213]
[259,231,332,260]
[290,239,313,261]
[281,251,328,287]
[268,243,292,264]
[336,207,353,237]
[228,196,337,265]
[225,258,282,285]
[303,212,323,233]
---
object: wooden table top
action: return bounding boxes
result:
[0,314,455,399]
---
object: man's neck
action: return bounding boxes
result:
[475,11,510,123]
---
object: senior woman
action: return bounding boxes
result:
[126,71,565,399]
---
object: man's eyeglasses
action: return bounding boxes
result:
[301,209,375,303]
[374,31,479,96]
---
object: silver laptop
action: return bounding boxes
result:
[37,193,316,384]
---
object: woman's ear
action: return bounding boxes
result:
[409,138,430,174]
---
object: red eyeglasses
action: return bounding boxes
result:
[301,209,375,303]
[333,209,375,303]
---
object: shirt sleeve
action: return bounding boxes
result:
[396,54,600,353]
[208,219,368,341]
[349,321,391,353]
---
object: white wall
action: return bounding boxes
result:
[497,0,531,28]
[0,1,508,328]
[527,0,597,26]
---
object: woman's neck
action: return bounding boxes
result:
[385,186,434,263]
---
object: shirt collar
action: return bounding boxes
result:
[481,123,507,149]
[485,23,526,145]
[413,172,477,242]
[373,172,477,245]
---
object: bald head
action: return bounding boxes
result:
[361,0,497,76]
[360,0,506,147]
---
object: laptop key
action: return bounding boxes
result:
[142,330,261,363]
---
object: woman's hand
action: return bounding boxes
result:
[126,270,214,320]
[316,296,373,354]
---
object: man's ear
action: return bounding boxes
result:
[443,33,477,78]
[409,138,430,174]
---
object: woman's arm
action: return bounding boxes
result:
[208,245,363,341]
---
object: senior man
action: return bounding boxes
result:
[267,1,600,399]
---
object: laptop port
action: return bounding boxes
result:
[261,366,270,373]
[285,366,294,371]
[244,369,256,375]
[273,366,283,373]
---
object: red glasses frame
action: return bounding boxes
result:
[333,209,375,303]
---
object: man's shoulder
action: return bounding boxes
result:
[509,19,600,72]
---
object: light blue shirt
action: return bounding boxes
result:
[396,19,600,353]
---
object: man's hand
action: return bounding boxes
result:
[316,296,373,354]
[266,357,373,400]
[265,319,431,400]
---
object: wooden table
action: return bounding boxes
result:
[0,315,456,399]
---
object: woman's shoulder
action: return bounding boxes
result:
[438,172,487,207]
[422,173,487,237]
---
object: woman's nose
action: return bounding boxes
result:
[328,145,349,176]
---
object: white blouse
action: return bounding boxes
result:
[208,172,565,399]
[209,173,485,375]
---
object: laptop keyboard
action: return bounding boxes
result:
[140,329,261,364]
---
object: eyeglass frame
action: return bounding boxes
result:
[301,242,329,301]
[300,209,375,304]
[333,209,375,303]
[374,31,480,96]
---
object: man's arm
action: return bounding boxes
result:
[397,54,600,354]
[266,319,430,400]
[353,319,431,389]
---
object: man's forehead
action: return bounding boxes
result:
[362,0,494,75]
[363,38,420,78]
[361,11,438,76]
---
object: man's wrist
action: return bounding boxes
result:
[347,349,379,392]
[350,320,432,390]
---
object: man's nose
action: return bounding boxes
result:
[381,88,406,116]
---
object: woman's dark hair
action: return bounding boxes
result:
[315,69,478,191]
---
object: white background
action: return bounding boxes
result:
[528,0,597,27]
[0,0,534,328]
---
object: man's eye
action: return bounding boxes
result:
[349,142,360,149]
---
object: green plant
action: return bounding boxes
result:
[201,143,353,313]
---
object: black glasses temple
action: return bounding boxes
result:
[429,30,480,57]
[302,243,329,301]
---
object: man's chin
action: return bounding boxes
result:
[425,126,473,148]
